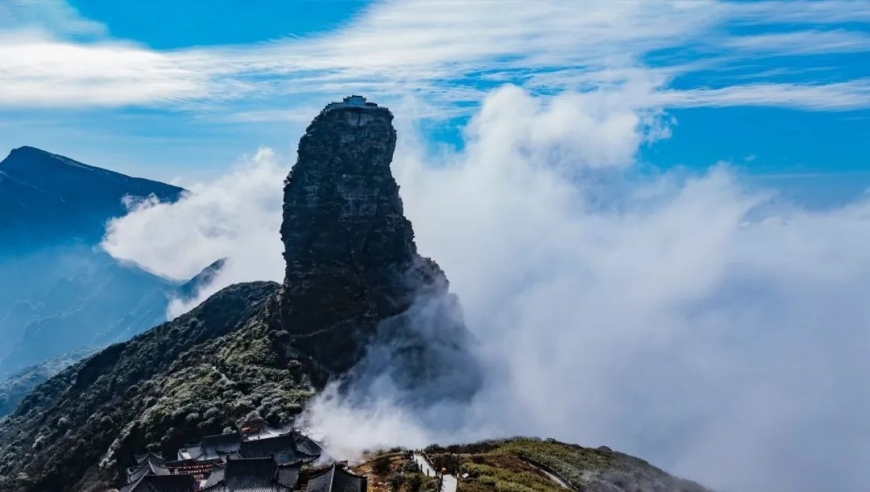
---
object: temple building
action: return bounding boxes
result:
[322,95,380,113]
[306,464,368,492]
[120,456,365,492]
[125,452,218,488]
[121,427,333,492]
[200,457,298,491]
[176,429,321,465]
[120,474,195,492]
[177,433,243,461]
[126,452,170,483]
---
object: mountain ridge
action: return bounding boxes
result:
[0,146,184,248]
[0,97,482,492]
[0,146,204,377]
[0,99,712,492]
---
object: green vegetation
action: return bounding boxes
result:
[0,281,325,492]
[458,454,563,492]
[415,439,712,492]
[356,451,440,492]
[0,347,96,419]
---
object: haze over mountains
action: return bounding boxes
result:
[0,98,496,492]
[0,147,221,386]
[0,147,184,249]
[2,91,868,492]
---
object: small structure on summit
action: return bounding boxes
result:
[279,94,483,403]
[322,95,380,112]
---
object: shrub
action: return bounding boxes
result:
[389,473,405,492]
[373,456,392,475]
[407,474,422,492]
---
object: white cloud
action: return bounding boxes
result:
[0,31,208,107]
[305,87,870,492]
[0,0,106,37]
[725,0,870,24]
[101,148,288,317]
[657,80,870,111]
[23,1,870,491]
[723,29,870,55]
[1,0,869,112]
[103,85,870,492]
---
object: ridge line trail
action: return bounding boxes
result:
[413,453,458,492]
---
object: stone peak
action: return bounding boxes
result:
[278,99,442,372]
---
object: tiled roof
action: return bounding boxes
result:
[239,434,316,465]
[120,474,195,492]
[202,467,225,488]
[277,465,300,489]
[127,460,171,483]
[135,452,166,465]
[201,433,243,459]
[307,464,367,492]
[198,457,293,492]
[292,433,323,458]
[177,445,204,461]
[176,429,321,464]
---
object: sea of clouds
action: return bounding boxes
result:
[102,86,870,492]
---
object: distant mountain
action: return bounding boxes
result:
[0,146,184,249]
[177,258,227,301]
[0,147,213,377]
[0,100,714,492]
[0,98,481,492]
[0,347,97,419]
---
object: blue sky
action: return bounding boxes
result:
[69,0,371,48]
[7,4,870,490]
[1,0,869,203]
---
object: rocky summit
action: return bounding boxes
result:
[279,99,438,371]
[0,97,481,492]
[279,97,481,398]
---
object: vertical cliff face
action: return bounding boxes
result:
[278,98,472,388]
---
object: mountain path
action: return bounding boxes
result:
[413,453,458,492]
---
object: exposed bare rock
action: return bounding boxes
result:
[278,98,481,399]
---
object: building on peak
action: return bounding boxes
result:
[322,95,380,113]
[278,96,483,400]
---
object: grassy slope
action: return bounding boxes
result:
[358,439,712,492]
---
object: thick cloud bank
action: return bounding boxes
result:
[103,87,870,492]
[101,148,287,317]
